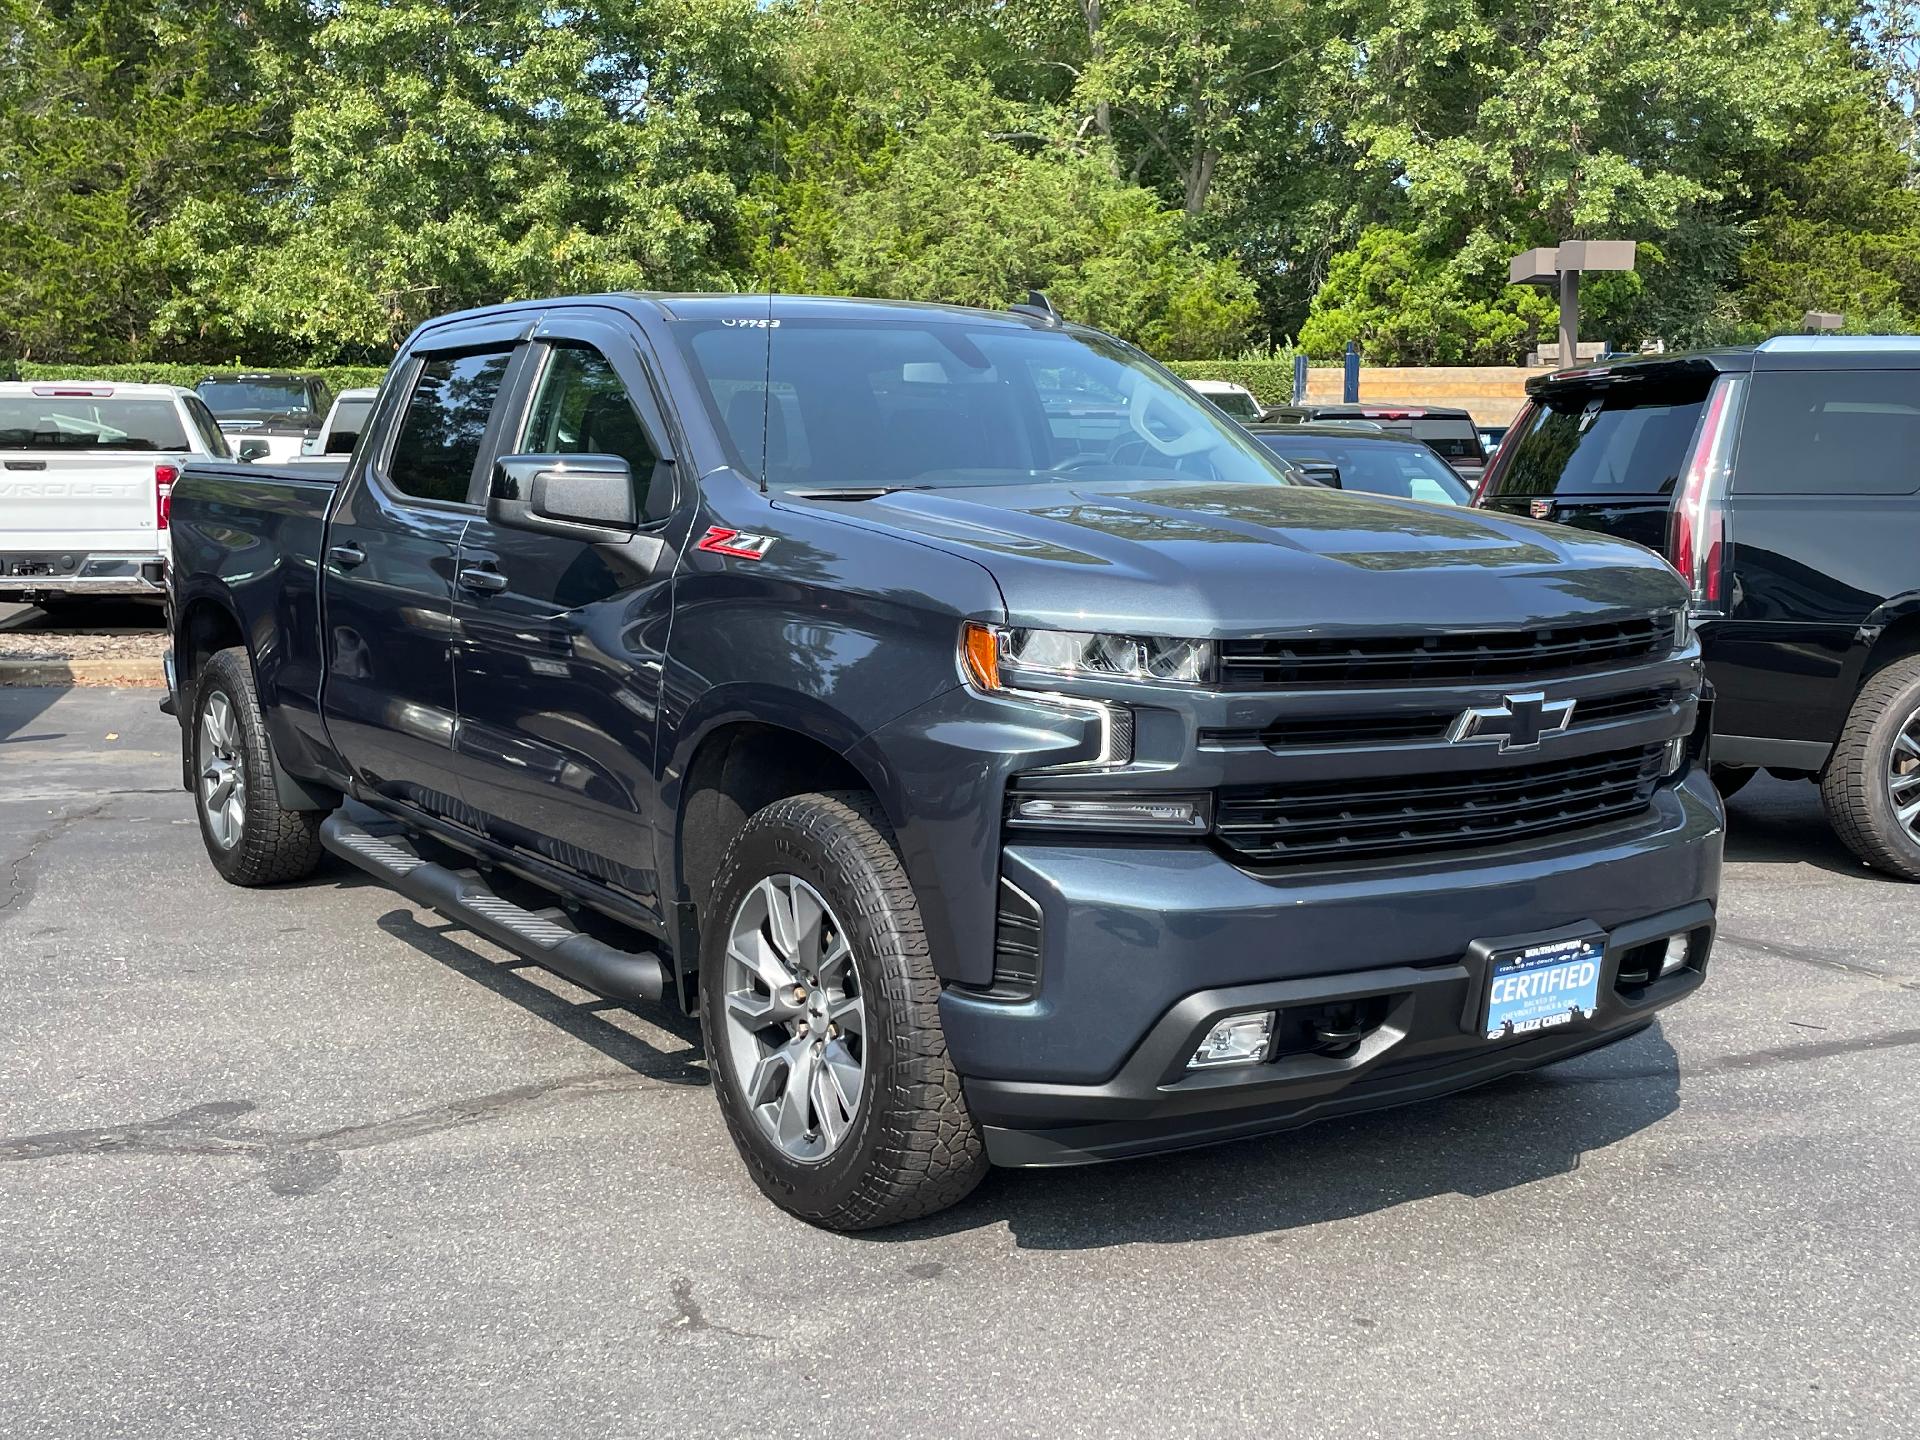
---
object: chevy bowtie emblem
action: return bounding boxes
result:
[1449,691,1576,751]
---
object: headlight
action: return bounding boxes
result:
[961,622,1214,689]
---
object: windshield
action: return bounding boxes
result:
[0,396,191,451]
[1201,389,1262,421]
[1253,434,1470,505]
[197,379,310,414]
[673,319,1294,494]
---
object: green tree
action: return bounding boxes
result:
[159,0,776,360]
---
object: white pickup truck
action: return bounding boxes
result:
[0,381,230,605]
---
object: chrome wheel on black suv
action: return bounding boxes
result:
[699,791,987,1231]
[1822,655,1920,881]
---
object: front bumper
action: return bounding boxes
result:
[0,552,165,597]
[945,768,1722,1166]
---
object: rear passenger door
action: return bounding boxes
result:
[1718,364,1920,745]
[447,311,687,910]
[320,325,526,817]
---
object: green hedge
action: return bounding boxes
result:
[15,361,390,391]
[1164,359,1302,407]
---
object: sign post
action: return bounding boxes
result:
[1509,241,1637,366]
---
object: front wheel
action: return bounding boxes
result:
[192,647,327,886]
[700,792,988,1230]
[1821,655,1920,881]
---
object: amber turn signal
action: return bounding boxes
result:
[961,622,1001,691]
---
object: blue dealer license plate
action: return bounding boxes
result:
[1483,935,1603,1040]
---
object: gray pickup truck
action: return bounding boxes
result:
[166,292,1722,1229]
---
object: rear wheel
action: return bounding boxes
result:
[192,647,327,886]
[1820,655,1920,881]
[700,792,987,1230]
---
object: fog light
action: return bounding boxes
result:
[1659,935,1690,977]
[1008,793,1209,833]
[1189,1011,1274,1069]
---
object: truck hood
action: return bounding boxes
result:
[813,480,1685,635]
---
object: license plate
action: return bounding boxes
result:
[1483,934,1603,1040]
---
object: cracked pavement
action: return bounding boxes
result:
[2,686,1916,1439]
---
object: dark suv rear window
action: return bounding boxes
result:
[1734,370,1920,495]
[1488,379,1708,497]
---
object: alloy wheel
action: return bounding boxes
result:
[198,691,247,851]
[720,874,866,1162]
[1890,707,1920,843]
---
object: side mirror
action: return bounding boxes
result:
[489,454,637,541]
[1297,460,1342,489]
[236,438,270,462]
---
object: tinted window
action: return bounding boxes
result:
[1255,434,1470,505]
[0,395,190,451]
[324,397,374,455]
[1734,370,1920,495]
[196,379,313,414]
[675,320,1292,494]
[520,345,665,516]
[1204,390,1262,421]
[182,395,233,458]
[1408,418,1482,460]
[386,351,513,504]
[1488,380,1709,497]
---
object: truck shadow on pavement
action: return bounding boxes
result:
[1721,777,1890,881]
[903,1027,1683,1249]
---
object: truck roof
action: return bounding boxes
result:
[0,380,195,399]
[409,292,1082,342]
[1530,334,1920,395]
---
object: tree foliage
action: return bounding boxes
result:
[4,0,1917,365]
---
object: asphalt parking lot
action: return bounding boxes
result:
[3,684,1916,1439]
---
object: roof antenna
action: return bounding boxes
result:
[758,274,773,495]
[1009,289,1062,326]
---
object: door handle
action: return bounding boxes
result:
[327,543,366,569]
[458,565,508,594]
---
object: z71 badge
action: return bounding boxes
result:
[696,526,776,560]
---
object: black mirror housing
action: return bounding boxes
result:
[236,438,270,462]
[489,454,637,541]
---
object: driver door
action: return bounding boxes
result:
[448,311,689,910]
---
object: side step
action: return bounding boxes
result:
[320,811,666,1004]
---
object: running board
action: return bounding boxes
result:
[320,812,666,1004]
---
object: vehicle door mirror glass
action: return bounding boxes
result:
[489,454,637,539]
[237,438,270,462]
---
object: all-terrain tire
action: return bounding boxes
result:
[192,646,328,886]
[1820,655,1920,881]
[700,791,988,1230]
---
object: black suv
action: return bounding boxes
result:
[1476,337,1920,879]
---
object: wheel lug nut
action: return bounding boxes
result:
[791,985,807,1004]
[797,1021,809,1036]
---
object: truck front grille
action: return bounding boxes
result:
[1217,614,1672,689]
[1214,743,1665,865]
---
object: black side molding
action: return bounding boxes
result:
[320,812,666,1004]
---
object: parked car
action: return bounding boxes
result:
[1182,378,1263,421]
[1474,336,1920,879]
[1246,424,1471,505]
[167,293,1720,1230]
[195,373,333,462]
[1479,424,1510,457]
[1263,404,1489,487]
[0,380,228,605]
[297,387,378,458]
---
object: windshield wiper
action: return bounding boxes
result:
[784,485,933,501]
